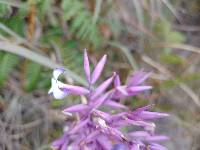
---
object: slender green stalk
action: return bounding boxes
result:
[0,41,87,86]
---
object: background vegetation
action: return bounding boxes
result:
[0,0,200,149]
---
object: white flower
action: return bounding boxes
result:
[48,68,68,99]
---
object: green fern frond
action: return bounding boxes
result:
[57,40,84,76]
[61,0,102,47]
[24,61,42,92]
[0,53,20,85]
[0,3,11,17]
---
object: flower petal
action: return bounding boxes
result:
[139,111,169,120]
[84,49,91,83]
[114,74,121,87]
[108,127,127,141]
[128,86,152,93]
[60,84,89,95]
[97,136,112,150]
[92,110,110,121]
[131,144,140,150]
[105,100,127,109]
[146,135,169,142]
[86,130,100,142]
[62,104,89,114]
[93,92,111,109]
[49,78,68,99]
[91,55,107,84]
[129,131,149,138]
[91,73,115,100]
[112,144,128,150]
[116,86,128,96]
[127,70,151,86]
[51,134,68,149]
[149,143,167,150]
[124,119,156,129]
[69,118,89,134]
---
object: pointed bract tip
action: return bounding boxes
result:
[84,48,91,83]
[91,54,107,84]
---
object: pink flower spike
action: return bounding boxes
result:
[84,49,91,83]
[91,54,107,84]
[49,51,169,149]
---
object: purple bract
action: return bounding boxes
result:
[49,49,169,150]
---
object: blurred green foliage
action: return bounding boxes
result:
[0,0,199,95]
[160,53,184,65]
[153,19,185,44]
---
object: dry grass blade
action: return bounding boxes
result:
[0,41,87,86]
[0,0,27,9]
[142,55,200,107]
[173,25,200,32]
[109,41,138,70]
[132,0,144,49]
[161,0,181,22]
[0,23,42,52]
[11,119,42,140]
[141,55,172,77]
[116,0,155,39]
[0,23,25,43]
[158,43,200,55]
[93,0,102,25]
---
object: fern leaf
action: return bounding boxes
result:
[24,61,41,91]
[0,53,20,85]
[62,0,102,47]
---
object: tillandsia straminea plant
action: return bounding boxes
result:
[48,49,169,150]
